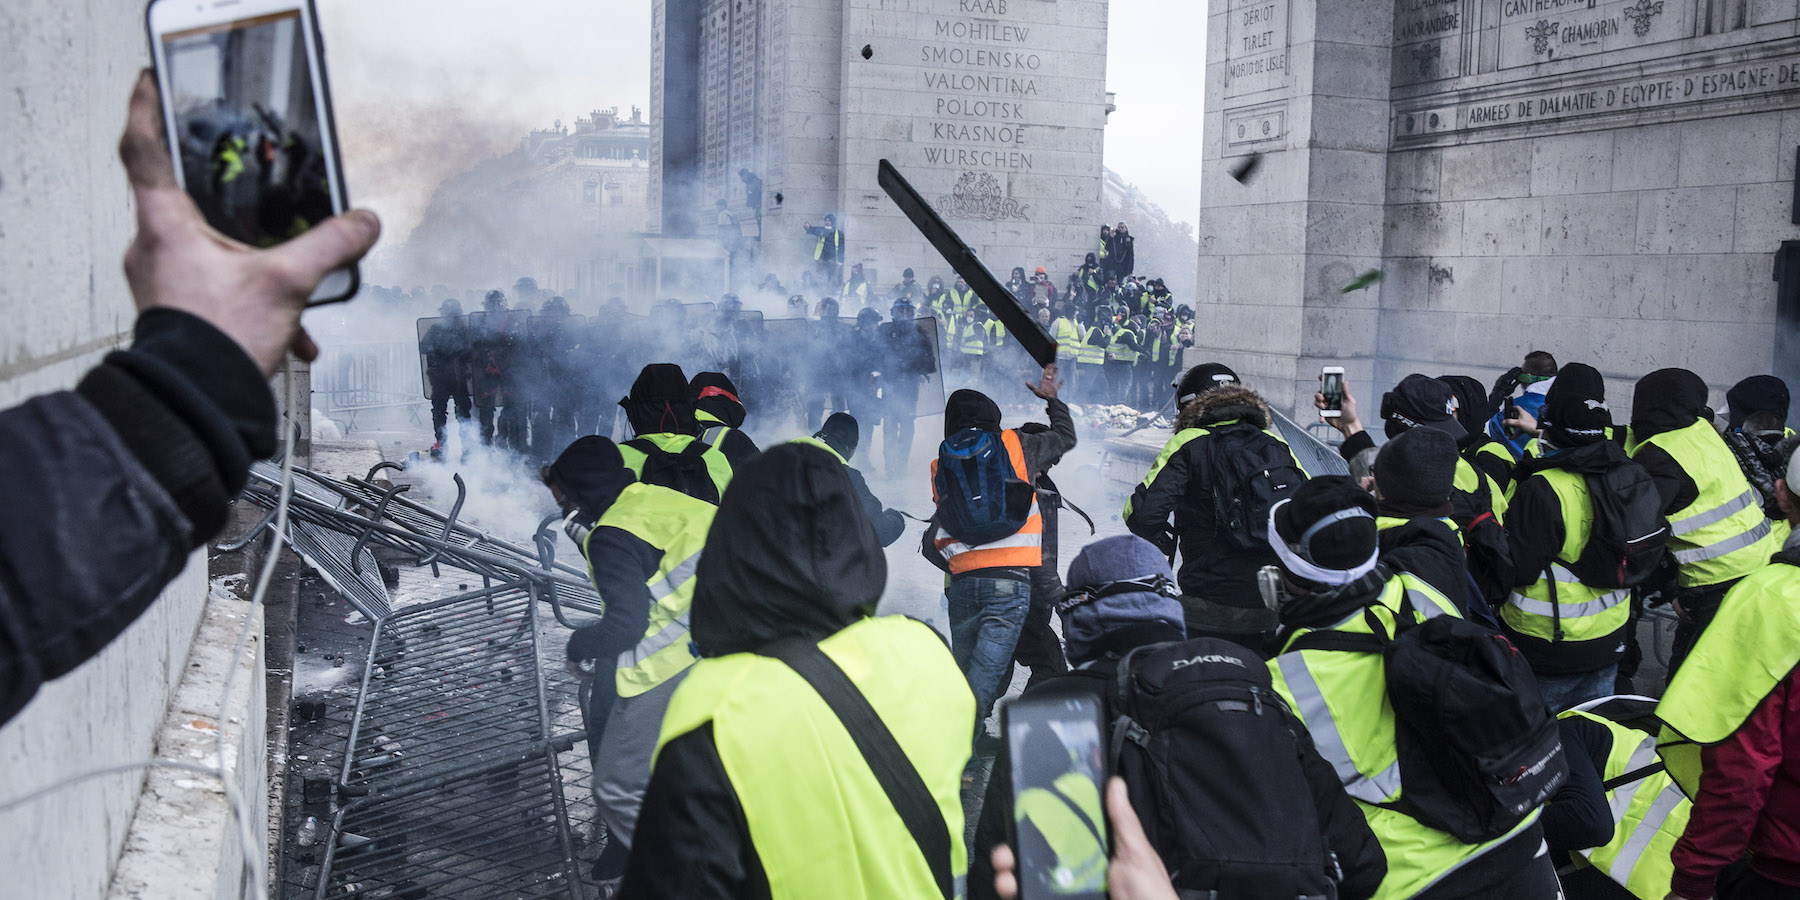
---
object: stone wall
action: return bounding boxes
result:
[1195,0,1800,417]
[0,3,266,898]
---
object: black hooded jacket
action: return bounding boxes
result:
[1628,368,1706,517]
[619,445,902,900]
[548,438,675,668]
[1440,373,1514,489]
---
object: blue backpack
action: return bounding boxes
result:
[934,428,1035,546]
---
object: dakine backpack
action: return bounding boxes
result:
[626,438,720,505]
[1203,424,1306,553]
[1109,638,1342,900]
[934,428,1035,546]
[1293,602,1567,844]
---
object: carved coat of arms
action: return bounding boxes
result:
[934,171,1028,222]
[1525,19,1558,57]
[1624,0,1664,36]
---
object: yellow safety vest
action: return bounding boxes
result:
[984,319,1006,348]
[1454,456,1508,524]
[1076,327,1107,365]
[1052,318,1082,361]
[842,280,870,304]
[655,616,974,900]
[1269,578,1536,900]
[580,483,716,698]
[814,228,842,261]
[1632,419,1783,587]
[950,287,977,315]
[1500,468,1633,644]
[1106,327,1140,364]
[1657,556,1800,794]
[620,431,736,501]
[1016,772,1108,894]
[1558,708,1688,900]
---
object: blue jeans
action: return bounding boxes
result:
[947,576,1030,734]
[1537,664,1618,712]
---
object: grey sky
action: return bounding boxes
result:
[318,0,1207,264]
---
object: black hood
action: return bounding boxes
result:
[690,443,886,657]
[1631,367,1708,441]
[546,436,636,520]
[621,363,697,435]
[945,389,1002,435]
[1084,252,1097,266]
[1727,375,1790,431]
[1438,374,1491,446]
[689,371,746,429]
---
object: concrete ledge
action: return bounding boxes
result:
[106,580,267,900]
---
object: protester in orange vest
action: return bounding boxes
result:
[923,365,1077,741]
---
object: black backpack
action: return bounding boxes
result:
[1449,471,1515,608]
[1556,442,1669,590]
[934,428,1036,546]
[1108,639,1343,899]
[1204,424,1306,553]
[1292,601,1567,844]
[626,437,720,505]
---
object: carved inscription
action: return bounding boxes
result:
[1500,0,1687,69]
[1392,0,1463,83]
[1396,58,1800,140]
[1225,0,1290,99]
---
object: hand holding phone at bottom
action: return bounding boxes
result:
[120,71,380,377]
[992,777,1177,900]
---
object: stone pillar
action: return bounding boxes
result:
[1192,0,1394,417]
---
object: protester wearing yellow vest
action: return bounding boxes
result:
[543,436,717,884]
[1544,696,1690,900]
[618,363,735,504]
[1263,477,1561,900]
[1502,365,1641,709]
[1075,321,1108,405]
[1366,427,1477,617]
[1628,368,1787,683]
[924,372,1076,740]
[689,371,761,467]
[1656,447,1800,900]
[619,443,975,900]
[1051,311,1084,399]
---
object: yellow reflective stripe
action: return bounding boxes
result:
[620,613,691,670]
[1672,517,1773,565]
[1276,654,1402,804]
[703,424,729,446]
[1670,489,1759,536]
[1608,781,1687,883]
[1507,586,1630,619]
[646,548,703,604]
[1407,587,1459,620]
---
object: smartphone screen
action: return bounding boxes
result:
[1007,690,1108,900]
[1321,370,1344,411]
[149,0,355,302]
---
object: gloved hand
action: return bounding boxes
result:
[1488,366,1523,410]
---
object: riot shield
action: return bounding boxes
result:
[1271,407,1350,477]
[881,315,946,418]
[415,315,476,401]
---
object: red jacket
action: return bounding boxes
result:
[1671,669,1800,896]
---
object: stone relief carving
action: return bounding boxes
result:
[1526,19,1558,57]
[934,171,1029,221]
[1624,0,1665,36]
[1411,41,1441,78]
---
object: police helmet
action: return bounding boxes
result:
[439,298,464,317]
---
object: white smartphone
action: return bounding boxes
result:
[146,0,357,304]
[1320,366,1345,418]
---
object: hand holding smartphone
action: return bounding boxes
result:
[1006,685,1110,900]
[147,0,357,304]
[1319,366,1345,418]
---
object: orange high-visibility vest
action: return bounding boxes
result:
[929,429,1043,572]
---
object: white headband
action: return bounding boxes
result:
[1266,499,1380,586]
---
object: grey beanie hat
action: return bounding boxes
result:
[1061,535,1185,665]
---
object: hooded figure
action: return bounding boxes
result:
[622,444,974,898]
[1368,426,1471,614]
[689,371,761,466]
[618,363,734,504]
[1722,375,1795,517]
[1440,372,1517,490]
[1725,375,1790,434]
[1124,379,1305,651]
[622,363,697,436]
[793,412,906,547]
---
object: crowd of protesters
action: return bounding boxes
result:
[7,75,1800,900]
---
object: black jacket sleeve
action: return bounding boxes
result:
[1296,720,1387,900]
[0,309,274,727]
[1338,430,1376,462]
[617,723,770,900]
[1505,476,1567,588]
[1124,443,1186,558]
[1542,716,1615,854]
[1018,398,1077,478]
[848,466,906,547]
[566,526,663,663]
[1631,444,1699,517]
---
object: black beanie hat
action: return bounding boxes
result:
[815,412,860,460]
[1273,476,1380,574]
[1373,427,1458,510]
[945,389,1002,435]
[1175,363,1240,406]
[1540,363,1610,447]
[1726,375,1790,431]
[1381,374,1467,441]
